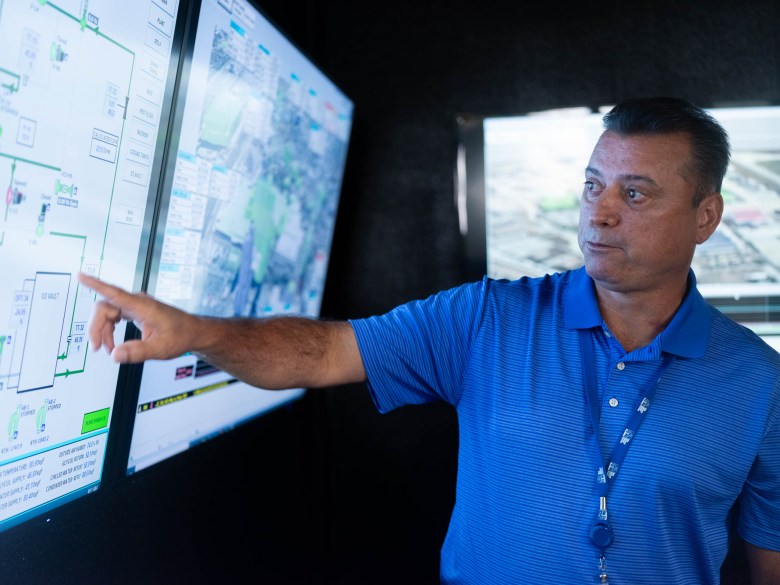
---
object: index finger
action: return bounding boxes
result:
[78,273,138,310]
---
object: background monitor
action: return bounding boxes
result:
[124,0,354,475]
[0,0,185,531]
[457,104,780,345]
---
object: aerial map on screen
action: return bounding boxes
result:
[127,0,353,473]
[155,0,352,319]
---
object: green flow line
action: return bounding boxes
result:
[45,1,134,55]
[94,26,133,54]
[0,152,60,172]
[0,66,20,93]
[54,367,84,378]
[48,231,87,240]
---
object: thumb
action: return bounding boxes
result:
[111,339,153,364]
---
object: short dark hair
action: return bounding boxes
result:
[602,97,731,207]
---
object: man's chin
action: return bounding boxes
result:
[583,263,632,292]
[583,261,618,282]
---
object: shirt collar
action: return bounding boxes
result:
[563,266,710,358]
[563,267,602,329]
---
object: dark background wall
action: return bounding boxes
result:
[2,0,778,583]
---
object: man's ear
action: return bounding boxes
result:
[695,192,724,245]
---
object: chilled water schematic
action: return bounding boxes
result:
[0,0,139,397]
[1,272,76,394]
[0,0,181,530]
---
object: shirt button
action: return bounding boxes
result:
[609,398,619,408]
[616,362,626,371]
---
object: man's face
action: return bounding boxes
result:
[577,130,722,295]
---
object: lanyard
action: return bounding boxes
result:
[578,327,674,573]
[578,329,674,496]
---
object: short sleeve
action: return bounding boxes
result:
[738,379,780,551]
[349,278,488,413]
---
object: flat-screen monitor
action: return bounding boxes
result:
[0,0,185,531]
[124,0,353,474]
[457,104,780,347]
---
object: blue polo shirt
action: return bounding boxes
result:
[350,267,780,584]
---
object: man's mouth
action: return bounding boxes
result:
[584,240,621,252]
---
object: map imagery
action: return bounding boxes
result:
[155,10,351,320]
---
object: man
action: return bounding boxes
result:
[81,97,780,583]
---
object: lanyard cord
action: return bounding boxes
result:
[578,329,674,497]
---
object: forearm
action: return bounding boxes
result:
[79,273,364,389]
[191,315,366,390]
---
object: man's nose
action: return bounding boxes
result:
[587,186,621,227]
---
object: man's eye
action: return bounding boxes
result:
[627,188,644,200]
[584,181,596,192]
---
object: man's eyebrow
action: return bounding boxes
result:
[584,166,660,187]
[584,166,602,178]
[621,174,660,187]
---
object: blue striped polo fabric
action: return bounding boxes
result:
[350,267,780,584]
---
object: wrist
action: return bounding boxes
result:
[188,314,224,358]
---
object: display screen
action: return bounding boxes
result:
[126,0,353,474]
[0,0,183,531]
[459,105,780,346]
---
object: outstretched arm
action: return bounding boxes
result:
[78,273,366,390]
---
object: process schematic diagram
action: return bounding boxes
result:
[0,0,180,528]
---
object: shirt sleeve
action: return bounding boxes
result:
[349,278,488,413]
[738,378,780,551]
